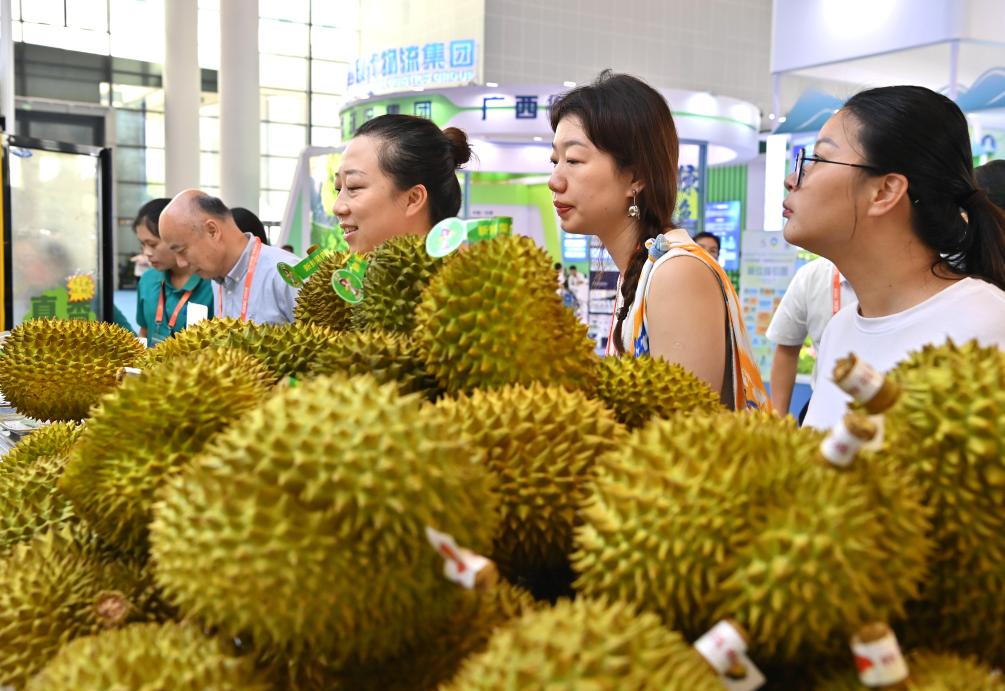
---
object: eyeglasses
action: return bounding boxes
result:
[794,148,881,188]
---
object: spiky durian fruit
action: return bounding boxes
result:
[60,349,272,554]
[814,650,1005,690]
[276,583,538,691]
[140,318,337,381]
[877,339,1005,665]
[0,319,143,421]
[293,251,354,330]
[150,373,497,666]
[574,411,931,664]
[27,622,269,691]
[437,384,625,592]
[351,234,441,332]
[444,597,721,690]
[414,235,598,395]
[0,422,82,551]
[594,355,724,428]
[307,330,440,398]
[0,529,157,688]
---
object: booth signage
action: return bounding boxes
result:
[348,39,478,96]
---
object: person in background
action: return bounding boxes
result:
[133,197,214,346]
[158,190,300,325]
[766,257,856,419]
[974,159,1005,211]
[566,265,589,321]
[232,207,270,245]
[692,231,721,263]
[549,71,768,410]
[783,86,1005,430]
[333,113,472,254]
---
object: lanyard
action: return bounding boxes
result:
[832,267,842,316]
[155,281,193,331]
[217,238,263,322]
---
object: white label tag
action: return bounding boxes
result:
[695,620,764,691]
[836,357,884,404]
[852,631,909,686]
[187,302,208,326]
[820,417,867,468]
[424,526,490,590]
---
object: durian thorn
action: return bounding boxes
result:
[94,590,133,628]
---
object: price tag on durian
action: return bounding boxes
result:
[425,216,514,258]
[424,525,491,590]
[278,245,333,288]
[694,620,765,691]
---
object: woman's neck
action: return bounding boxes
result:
[600,219,644,274]
[837,239,959,318]
[167,266,194,290]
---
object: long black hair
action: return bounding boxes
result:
[843,86,1005,289]
[354,114,472,225]
[550,71,680,354]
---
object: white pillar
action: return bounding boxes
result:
[0,0,15,134]
[164,0,201,194]
[219,0,260,212]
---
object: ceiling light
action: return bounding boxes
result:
[486,81,498,87]
[563,81,576,87]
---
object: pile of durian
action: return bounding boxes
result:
[0,233,1002,690]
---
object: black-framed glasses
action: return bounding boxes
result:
[794,148,881,188]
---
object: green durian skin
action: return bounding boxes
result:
[351,233,441,333]
[813,650,1005,691]
[444,597,722,691]
[0,319,144,421]
[307,330,441,398]
[26,621,270,691]
[293,251,354,331]
[60,349,273,555]
[150,373,498,666]
[414,235,598,395]
[0,422,83,552]
[880,339,1005,666]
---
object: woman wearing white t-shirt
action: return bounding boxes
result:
[781,85,1005,430]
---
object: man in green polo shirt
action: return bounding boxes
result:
[133,198,214,346]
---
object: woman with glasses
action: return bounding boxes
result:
[549,71,768,410]
[785,85,1005,429]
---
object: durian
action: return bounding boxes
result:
[307,330,440,398]
[150,373,497,665]
[140,318,337,381]
[814,650,1005,690]
[878,339,1005,664]
[0,529,156,688]
[444,597,722,690]
[573,411,930,663]
[27,621,270,691]
[281,583,537,691]
[0,319,143,421]
[0,422,82,551]
[351,234,441,332]
[293,251,354,330]
[414,235,598,395]
[60,349,273,554]
[594,355,724,428]
[436,383,625,595]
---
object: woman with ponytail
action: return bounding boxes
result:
[783,86,1005,429]
[333,114,472,253]
[549,71,769,411]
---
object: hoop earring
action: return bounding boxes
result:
[628,191,640,218]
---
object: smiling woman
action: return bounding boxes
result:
[333,114,472,253]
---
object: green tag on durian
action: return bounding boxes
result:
[278,245,334,288]
[426,216,514,258]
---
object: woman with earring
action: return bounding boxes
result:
[784,86,1005,430]
[549,71,768,411]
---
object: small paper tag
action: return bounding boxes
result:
[835,357,884,404]
[694,620,765,691]
[426,217,468,258]
[277,262,303,288]
[120,367,143,379]
[424,526,490,590]
[187,302,208,326]
[852,630,909,686]
[862,414,885,452]
[820,417,866,468]
[332,269,364,304]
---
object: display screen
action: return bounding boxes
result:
[8,144,103,325]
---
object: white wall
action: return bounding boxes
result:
[483,0,774,115]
